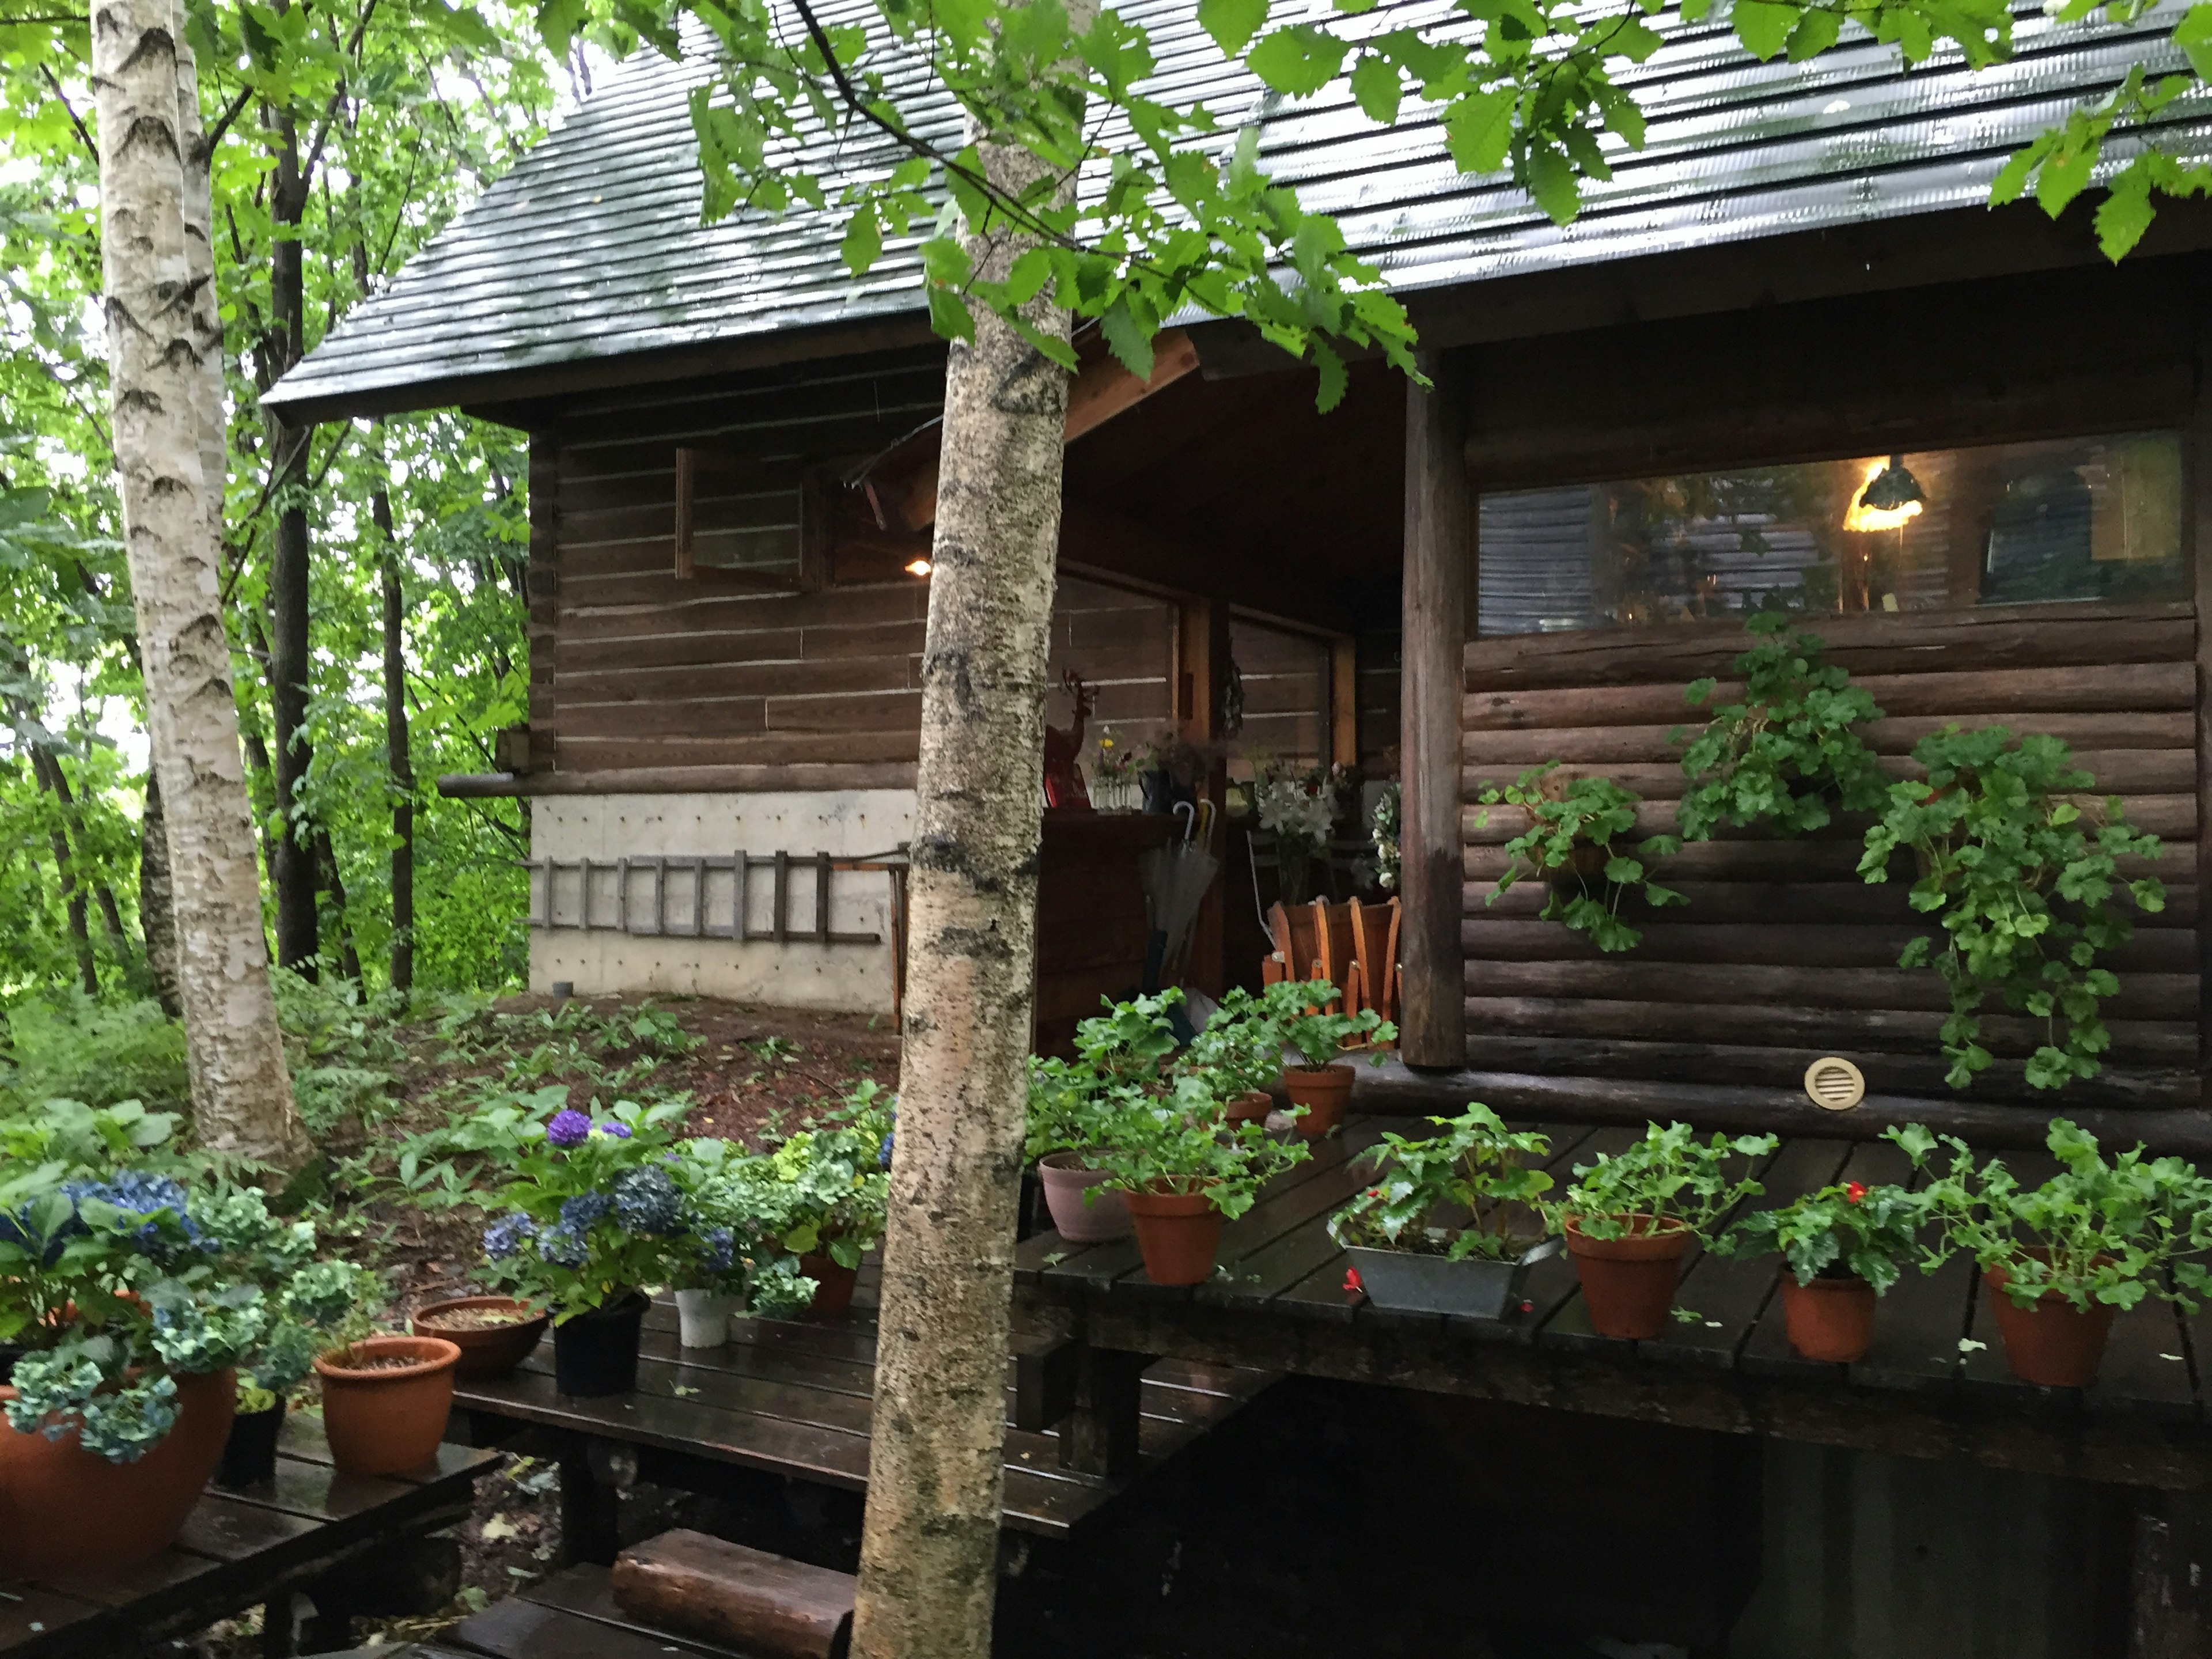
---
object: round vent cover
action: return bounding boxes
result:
[1804,1056,1866,1112]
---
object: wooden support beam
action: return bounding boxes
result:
[2131,1496,2212,1658]
[1059,1342,1150,1478]
[1175,594,1233,994]
[1330,636,1359,770]
[2191,298,2211,1099]
[1399,350,1473,1068]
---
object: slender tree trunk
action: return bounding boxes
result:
[312,828,363,983]
[376,483,415,993]
[850,128,1078,1659]
[29,746,100,993]
[36,741,136,963]
[140,764,182,1017]
[97,0,308,1168]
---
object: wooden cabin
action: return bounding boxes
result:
[268,0,2212,1148]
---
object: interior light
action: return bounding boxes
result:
[904,558,933,577]
[1843,454,1926,533]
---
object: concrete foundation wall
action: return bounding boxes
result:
[528,791,915,1013]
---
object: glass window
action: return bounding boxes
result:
[1475,432,2187,636]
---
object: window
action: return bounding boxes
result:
[673,448,821,588]
[1476,432,2187,636]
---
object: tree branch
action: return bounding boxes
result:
[199,81,257,161]
[36,65,97,168]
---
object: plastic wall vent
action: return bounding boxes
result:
[1803,1056,1866,1111]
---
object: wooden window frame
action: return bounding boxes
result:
[673,446,824,593]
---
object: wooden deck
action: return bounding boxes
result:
[1014,1116,2212,1490]
[452,1296,1278,1539]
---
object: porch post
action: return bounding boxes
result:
[1399,350,1471,1069]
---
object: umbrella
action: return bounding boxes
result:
[1140,801,1221,991]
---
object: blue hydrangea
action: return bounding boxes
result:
[537,1225,589,1268]
[60,1173,201,1260]
[546,1108,592,1149]
[878,1132,895,1171]
[699,1228,734,1275]
[483,1210,539,1260]
[558,1191,614,1233]
[612,1167,681,1236]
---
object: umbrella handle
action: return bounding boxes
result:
[1173,800,1196,843]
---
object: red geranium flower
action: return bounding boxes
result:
[1845,1181,1868,1204]
[1343,1267,1364,1295]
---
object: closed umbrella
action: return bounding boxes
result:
[1140,801,1221,991]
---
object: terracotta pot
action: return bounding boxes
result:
[1781,1275,1878,1363]
[1122,1187,1226,1286]
[0,1366,236,1578]
[315,1336,459,1476]
[1984,1262,2116,1388]
[802,1255,860,1319]
[412,1295,549,1380]
[1222,1090,1273,1124]
[552,1293,649,1396]
[1281,1063,1355,1139]
[1038,1152,1132,1243]
[1563,1216,1694,1339]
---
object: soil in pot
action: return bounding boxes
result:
[1123,1188,1226,1286]
[1780,1274,1877,1363]
[316,1336,459,1476]
[0,1366,236,1578]
[552,1293,650,1396]
[1984,1263,2116,1388]
[802,1255,860,1319]
[1038,1152,1132,1243]
[413,1294,550,1381]
[1281,1063,1354,1140]
[215,1402,286,1490]
[1563,1216,1694,1340]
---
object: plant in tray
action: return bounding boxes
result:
[1478,764,1683,953]
[1328,1105,1557,1317]
[1089,1086,1312,1286]
[1717,1178,1924,1362]
[1551,1123,1778,1340]
[1892,1119,2212,1387]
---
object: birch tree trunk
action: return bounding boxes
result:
[97,0,309,1169]
[849,133,1075,1659]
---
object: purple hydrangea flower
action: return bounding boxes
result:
[878,1132,894,1170]
[483,1210,538,1260]
[537,1225,588,1268]
[601,1122,633,1141]
[546,1108,592,1148]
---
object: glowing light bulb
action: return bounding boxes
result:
[904,558,933,577]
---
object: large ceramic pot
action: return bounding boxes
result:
[1984,1258,2116,1388]
[1563,1216,1694,1340]
[1122,1188,1226,1286]
[0,1366,236,1578]
[801,1255,860,1319]
[315,1336,459,1476]
[1281,1063,1355,1140]
[1037,1152,1132,1243]
[551,1293,649,1396]
[1780,1275,1878,1363]
[412,1295,549,1381]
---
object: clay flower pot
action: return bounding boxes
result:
[0,1366,235,1578]
[1984,1261,2116,1388]
[1781,1275,1878,1363]
[1222,1091,1273,1125]
[412,1295,549,1380]
[1281,1063,1355,1140]
[315,1336,459,1476]
[802,1255,860,1319]
[1038,1152,1132,1243]
[1122,1187,1226,1286]
[1563,1215,1694,1339]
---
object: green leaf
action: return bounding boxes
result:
[1784,5,1840,59]
[1312,341,1348,412]
[840,207,883,276]
[1198,0,1268,55]
[1525,145,1580,225]
[1349,54,1402,124]
[1441,90,1518,175]
[2094,180,2157,262]
[1731,0,1797,60]
[1247,25,1349,97]
[2177,3,2212,79]
[1099,299,1155,381]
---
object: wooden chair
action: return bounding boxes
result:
[1261,896,1399,1032]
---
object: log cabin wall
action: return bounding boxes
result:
[1455,254,2211,1118]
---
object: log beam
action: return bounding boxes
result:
[2191,298,2212,1099]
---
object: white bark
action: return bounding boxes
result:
[96,0,309,1169]
[850,139,1075,1659]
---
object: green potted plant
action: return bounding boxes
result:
[1893,1120,2212,1387]
[671,1138,831,1344]
[1716,1177,1924,1362]
[1550,1123,1777,1339]
[746,1081,895,1317]
[1859,728,2166,1092]
[1089,1084,1311,1285]
[1256,978,1395,1140]
[1028,993,1188,1239]
[1183,986,1287,1124]
[1477,764,1684,952]
[1327,1104,1558,1317]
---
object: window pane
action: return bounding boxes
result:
[1476,433,2186,636]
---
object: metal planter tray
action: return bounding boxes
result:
[1343,1237,1563,1319]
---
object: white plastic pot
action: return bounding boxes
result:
[674,1288,740,1348]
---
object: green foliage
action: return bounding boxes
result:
[1554,1121,1777,1241]
[1479,764,1683,952]
[1328,1104,1552,1262]
[1717,1177,1923,1293]
[0,1095,181,1176]
[1086,1096,1310,1221]
[1859,727,2165,1091]
[744,1081,896,1267]
[1254,977,1396,1070]
[1181,986,1287,1101]
[0,994,190,1116]
[1893,1119,2212,1312]
[1676,612,1887,840]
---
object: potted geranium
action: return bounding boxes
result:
[1550,1123,1777,1339]
[1088,1082,1310,1285]
[1717,1177,1925,1362]
[1257,978,1395,1140]
[477,1098,696,1396]
[1185,986,1289,1124]
[1028,992,1190,1240]
[1327,1105,1558,1317]
[747,1082,894,1317]
[1895,1120,2212,1387]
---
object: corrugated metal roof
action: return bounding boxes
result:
[267,0,2211,418]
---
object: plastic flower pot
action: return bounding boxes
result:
[1281,1063,1355,1140]
[1780,1275,1878,1363]
[1122,1188,1226,1286]
[1563,1215,1694,1339]
[1984,1259,2116,1388]
[315,1336,460,1476]
[412,1295,550,1381]
[674,1288,742,1348]
[801,1255,859,1319]
[0,1366,235,1578]
[1343,1237,1563,1319]
[1037,1152,1132,1243]
[214,1400,286,1490]
[551,1293,650,1396]
[1222,1091,1273,1125]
